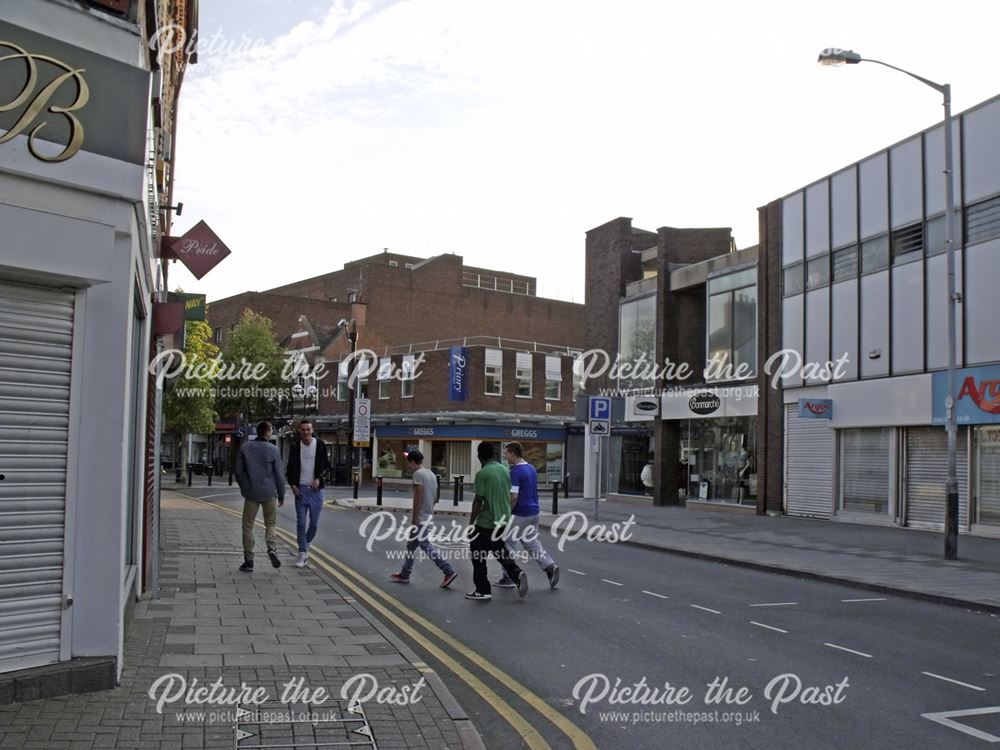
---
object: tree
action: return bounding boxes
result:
[163,320,219,474]
[216,309,286,425]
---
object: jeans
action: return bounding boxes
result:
[242,499,277,562]
[505,513,555,570]
[295,485,324,552]
[470,525,523,595]
[400,523,455,578]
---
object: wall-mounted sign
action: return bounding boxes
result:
[448,346,469,402]
[688,392,721,416]
[167,292,206,321]
[798,398,833,419]
[624,395,659,421]
[933,365,1000,425]
[0,22,149,165]
[165,220,232,279]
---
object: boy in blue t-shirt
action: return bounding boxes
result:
[495,442,559,588]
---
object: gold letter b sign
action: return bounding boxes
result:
[0,41,89,162]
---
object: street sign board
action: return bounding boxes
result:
[589,396,611,422]
[354,398,371,446]
[590,420,610,435]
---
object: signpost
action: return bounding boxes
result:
[588,397,611,520]
[354,398,371,447]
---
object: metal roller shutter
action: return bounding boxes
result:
[0,281,73,671]
[784,404,834,518]
[840,428,891,515]
[976,428,1000,525]
[904,426,969,530]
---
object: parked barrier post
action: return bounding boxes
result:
[376,476,383,506]
[552,481,560,515]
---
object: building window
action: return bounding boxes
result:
[544,355,562,400]
[860,234,889,274]
[806,256,829,289]
[213,326,222,344]
[377,356,391,399]
[707,270,757,380]
[485,348,502,395]
[515,352,532,398]
[618,294,656,391]
[890,222,923,264]
[832,245,858,282]
[839,428,891,514]
[570,350,583,401]
[401,354,415,398]
[966,195,1000,246]
[783,263,804,297]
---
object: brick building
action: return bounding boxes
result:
[207,251,584,487]
[582,218,773,510]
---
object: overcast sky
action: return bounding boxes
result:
[167,0,1000,304]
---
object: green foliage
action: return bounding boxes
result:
[163,320,219,437]
[216,308,286,422]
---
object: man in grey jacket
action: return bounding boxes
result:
[235,421,286,572]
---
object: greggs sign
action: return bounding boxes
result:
[933,365,1000,425]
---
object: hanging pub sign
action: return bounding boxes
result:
[163,220,232,279]
[448,346,469,402]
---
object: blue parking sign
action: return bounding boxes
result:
[589,396,611,421]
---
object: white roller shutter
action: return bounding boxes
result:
[784,404,834,518]
[0,281,73,671]
[904,426,969,530]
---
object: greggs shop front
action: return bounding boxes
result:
[373,424,567,487]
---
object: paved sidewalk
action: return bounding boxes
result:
[0,492,483,750]
[337,492,1000,612]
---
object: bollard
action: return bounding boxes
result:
[353,472,359,500]
[453,476,461,507]
[436,474,441,504]
[228,468,233,486]
[376,476,383,506]
[187,466,193,487]
[207,465,213,486]
[552,481,560,515]
[564,472,570,499]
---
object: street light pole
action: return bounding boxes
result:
[818,48,960,559]
[344,321,359,499]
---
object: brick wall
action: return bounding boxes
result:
[757,200,784,514]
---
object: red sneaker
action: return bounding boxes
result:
[440,571,458,589]
[389,572,410,584]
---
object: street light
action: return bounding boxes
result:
[818,48,960,559]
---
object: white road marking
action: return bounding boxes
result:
[601,579,623,586]
[922,706,1000,742]
[841,597,887,603]
[824,642,873,658]
[749,602,798,607]
[921,672,986,692]
[690,605,721,614]
[750,621,788,634]
[642,590,669,600]
[568,569,586,576]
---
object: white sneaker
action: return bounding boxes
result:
[295,552,308,568]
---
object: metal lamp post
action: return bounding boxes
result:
[818,48,960,559]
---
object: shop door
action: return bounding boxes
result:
[0,281,74,671]
[975,427,1000,526]
[904,426,969,530]
[784,405,834,519]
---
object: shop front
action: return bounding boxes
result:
[660,384,758,505]
[373,424,567,487]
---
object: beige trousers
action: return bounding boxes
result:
[242,499,278,561]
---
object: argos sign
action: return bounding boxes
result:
[933,365,1000,425]
[798,399,833,419]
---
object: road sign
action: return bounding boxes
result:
[590,420,610,435]
[589,396,611,422]
[354,398,371,445]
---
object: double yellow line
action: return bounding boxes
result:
[196,496,595,750]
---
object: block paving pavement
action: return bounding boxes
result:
[0,493,483,749]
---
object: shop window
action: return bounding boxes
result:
[976,426,1000,526]
[516,352,532,397]
[861,234,889,274]
[806,256,830,289]
[783,263,804,297]
[544,355,562,400]
[376,440,417,478]
[377,356,391,399]
[890,222,923,264]
[839,428,891,514]
[966,195,1000,247]
[832,245,858,282]
[485,348,502,395]
[401,354,415,398]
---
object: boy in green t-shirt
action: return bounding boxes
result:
[466,442,527,600]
